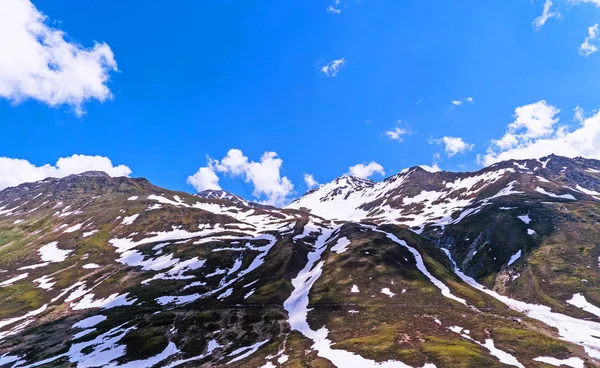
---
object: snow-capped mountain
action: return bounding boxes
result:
[0,155,600,368]
[288,155,600,231]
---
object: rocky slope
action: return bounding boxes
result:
[0,155,599,367]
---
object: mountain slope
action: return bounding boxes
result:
[0,157,598,367]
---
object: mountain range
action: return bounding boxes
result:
[0,155,599,367]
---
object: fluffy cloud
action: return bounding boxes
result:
[0,154,131,190]
[579,24,599,56]
[0,0,117,115]
[303,173,319,189]
[433,136,474,157]
[320,58,346,77]
[187,149,294,206]
[348,162,385,179]
[533,0,559,30]
[385,126,408,142]
[479,101,600,165]
[186,165,221,192]
[491,100,560,150]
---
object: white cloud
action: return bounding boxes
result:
[320,58,346,77]
[480,101,600,165]
[0,0,118,116]
[187,149,293,206]
[385,126,408,142]
[186,165,221,192]
[433,136,474,157]
[492,100,560,151]
[451,97,474,107]
[533,0,559,30]
[579,24,599,56]
[574,105,585,123]
[348,162,385,179]
[419,164,441,173]
[326,5,341,14]
[0,154,131,190]
[303,173,319,189]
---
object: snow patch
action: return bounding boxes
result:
[39,242,72,263]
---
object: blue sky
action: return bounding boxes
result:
[3,0,600,205]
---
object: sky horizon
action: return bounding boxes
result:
[3,0,600,205]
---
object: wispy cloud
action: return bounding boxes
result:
[320,58,346,77]
[451,97,474,107]
[326,5,341,14]
[303,173,319,189]
[579,24,599,56]
[533,0,559,31]
[385,126,409,142]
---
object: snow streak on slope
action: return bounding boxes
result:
[442,249,600,360]
[366,226,466,305]
[283,222,436,368]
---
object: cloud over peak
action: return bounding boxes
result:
[0,154,131,190]
[348,162,385,179]
[479,101,600,165]
[187,149,294,206]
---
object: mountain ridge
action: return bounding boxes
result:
[0,155,599,367]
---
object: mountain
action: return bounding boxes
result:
[0,157,599,367]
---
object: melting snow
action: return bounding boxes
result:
[535,187,576,200]
[444,248,600,359]
[33,275,55,290]
[82,263,101,269]
[351,285,359,293]
[330,237,351,254]
[121,214,139,226]
[283,224,434,368]
[18,262,49,270]
[533,356,584,368]
[227,340,270,364]
[82,230,98,238]
[127,196,138,201]
[567,293,600,318]
[517,215,531,224]
[380,288,395,297]
[73,315,107,329]
[39,242,72,263]
[64,223,83,233]
[0,273,28,287]
[369,227,467,305]
[507,250,522,266]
